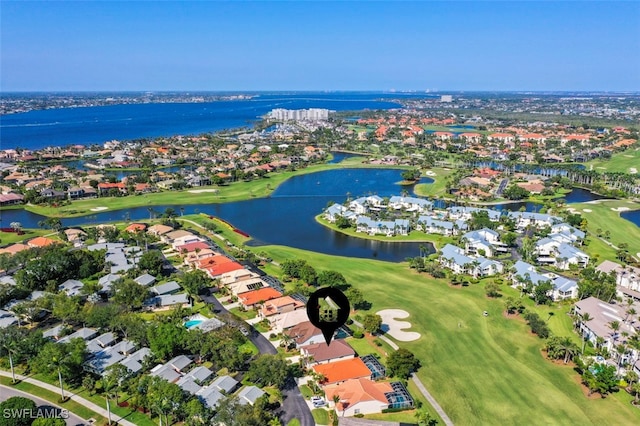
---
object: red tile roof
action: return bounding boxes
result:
[313,358,371,385]
[324,378,393,410]
[239,287,283,307]
[27,236,59,248]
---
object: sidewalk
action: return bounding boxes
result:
[0,370,137,426]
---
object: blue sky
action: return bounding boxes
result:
[1,1,639,91]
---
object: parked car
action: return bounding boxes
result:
[313,400,327,408]
[239,326,250,336]
[310,396,324,404]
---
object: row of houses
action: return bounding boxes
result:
[149,354,265,409]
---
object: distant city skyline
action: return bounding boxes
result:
[1,1,639,92]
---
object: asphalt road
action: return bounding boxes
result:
[0,385,88,426]
[202,293,314,426]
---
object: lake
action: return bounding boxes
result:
[0,92,427,150]
[0,168,627,262]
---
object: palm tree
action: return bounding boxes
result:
[609,320,621,349]
[579,312,592,354]
[102,376,115,425]
[1,338,18,383]
[50,354,67,401]
[630,382,640,405]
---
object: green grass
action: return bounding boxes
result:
[287,419,302,426]
[258,244,640,425]
[180,215,251,247]
[568,199,640,257]
[238,340,259,356]
[585,146,640,174]
[29,373,157,426]
[299,384,314,398]
[311,408,330,425]
[0,228,52,246]
[413,167,456,199]
[229,306,257,320]
[0,377,108,425]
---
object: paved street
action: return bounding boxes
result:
[0,384,88,426]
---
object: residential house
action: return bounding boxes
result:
[58,279,85,297]
[462,228,504,257]
[0,309,18,329]
[147,224,174,237]
[416,216,466,236]
[134,273,157,287]
[447,206,501,222]
[312,358,372,385]
[300,340,356,366]
[597,260,640,292]
[323,378,393,417]
[388,196,433,212]
[151,281,181,296]
[356,217,410,237]
[119,347,152,374]
[238,287,282,309]
[260,296,305,318]
[269,309,310,333]
[237,385,266,406]
[574,297,638,358]
[508,211,560,230]
[283,321,324,347]
[439,244,503,277]
[228,277,269,296]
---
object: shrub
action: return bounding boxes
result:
[353,330,364,339]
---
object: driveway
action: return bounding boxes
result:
[0,385,88,426]
[202,293,313,425]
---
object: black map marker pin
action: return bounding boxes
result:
[307,287,350,346]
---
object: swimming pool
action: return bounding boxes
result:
[184,319,204,329]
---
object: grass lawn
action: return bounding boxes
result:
[0,228,52,246]
[238,340,259,356]
[567,199,640,257]
[0,377,108,426]
[287,419,301,426]
[585,147,640,174]
[413,167,456,199]
[311,408,330,425]
[180,215,250,247]
[229,306,257,320]
[258,244,640,425]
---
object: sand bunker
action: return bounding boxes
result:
[188,189,220,194]
[90,206,108,211]
[611,207,631,212]
[425,171,437,176]
[377,309,421,342]
[629,168,637,174]
[583,209,593,213]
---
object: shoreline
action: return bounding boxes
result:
[1,162,413,219]
[314,214,446,251]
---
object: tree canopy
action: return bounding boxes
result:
[387,348,420,379]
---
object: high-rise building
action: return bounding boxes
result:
[440,95,453,103]
[268,108,330,121]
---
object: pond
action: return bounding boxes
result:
[0,168,621,262]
